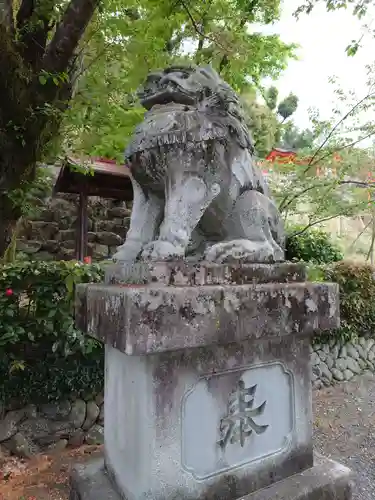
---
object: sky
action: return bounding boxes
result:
[258,0,375,130]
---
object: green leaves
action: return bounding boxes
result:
[286,226,343,263]
[62,0,296,160]
[0,260,103,355]
[0,260,105,406]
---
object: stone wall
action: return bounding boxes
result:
[18,194,131,261]
[0,395,104,459]
[311,337,375,389]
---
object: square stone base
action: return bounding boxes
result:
[69,455,354,500]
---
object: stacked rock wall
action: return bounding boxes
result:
[0,395,104,459]
[311,337,375,389]
[18,194,131,261]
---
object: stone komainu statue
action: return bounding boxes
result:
[113,65,285,263]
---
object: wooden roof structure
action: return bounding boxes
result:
[53,157,133,200]
[53,157,133,261]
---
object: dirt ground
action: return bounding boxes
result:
[0,445,102,500]
[1,373,374,500]
[313,371,375,500]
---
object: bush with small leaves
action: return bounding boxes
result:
[0,260,104,407]
[286,226,343,264]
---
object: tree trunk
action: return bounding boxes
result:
[0,192,21,259]
[0,0,100,259]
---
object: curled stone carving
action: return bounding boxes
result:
[113,65,285,264]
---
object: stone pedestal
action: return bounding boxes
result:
[70,262,354,500]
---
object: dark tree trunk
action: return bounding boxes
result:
[0,0,100,258]
[0,192,20,258]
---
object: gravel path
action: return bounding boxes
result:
[314,371,375,500]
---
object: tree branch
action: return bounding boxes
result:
[290,214,346,237]
[16,0,55,67]
[279,178,375,214]
[308,90,375,166]
[178,0,229,53]
[42,0,100,75]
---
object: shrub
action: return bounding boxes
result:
[0,260,103,352]
[0,260,104,407]
[286,226,343,264]
[324,261,375,338]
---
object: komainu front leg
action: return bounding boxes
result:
[141,176,220,261]
[205,190,285,263]
[112,176,163,263]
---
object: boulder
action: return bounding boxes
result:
[0,409,27,443]
[85,424,104,445]
[82,402,100,431]
[40,401,72,420]
[4,432,39,458]
[69,399,87,428]
[96,231,123,247]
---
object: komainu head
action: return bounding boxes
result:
[138,65,241,112]
[137,64,251,151]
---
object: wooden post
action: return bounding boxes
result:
[76,189,88,261]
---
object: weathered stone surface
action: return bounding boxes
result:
[96,232,123,247]
[316,350,326,362]
[88,232,97,243]
[356,345,367,360]
[358,358,367,370]
[16,240,42,254]
[94,393,104,407]
[331,344,340,359]
[3,432,39,458]
[69,400,87,428]
[97,406,104,426]
[97,220,117,233]
[18,417,72,445]
[107,207,131,219]
[69,429,85,447]
[0,409,27,442]
[76,277,339,355]
[91,244,109,259]
[40,401,72,420]
[42,240,60,253]
[33,251,55,261]
[325,356,334,370]
[332,368,344,381]
[104,261,307,287]
[69,459,121,500]
[340,345,347,358]
[346,344,359,360]
[347,358,361,375]
[343,369,354,381]
[85,424,104,445]
[242,455,354,500]
[103,336,313,500]
[58,229,76,241]
[311,352,319,365]
[69,456,353,500]
[31,221,59,240]
[334,358,348,371]
[319,361,332,381]
[114,66,284,264]
[47,439,68,453]
[62,239,76,250]
[82,402,100,431]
